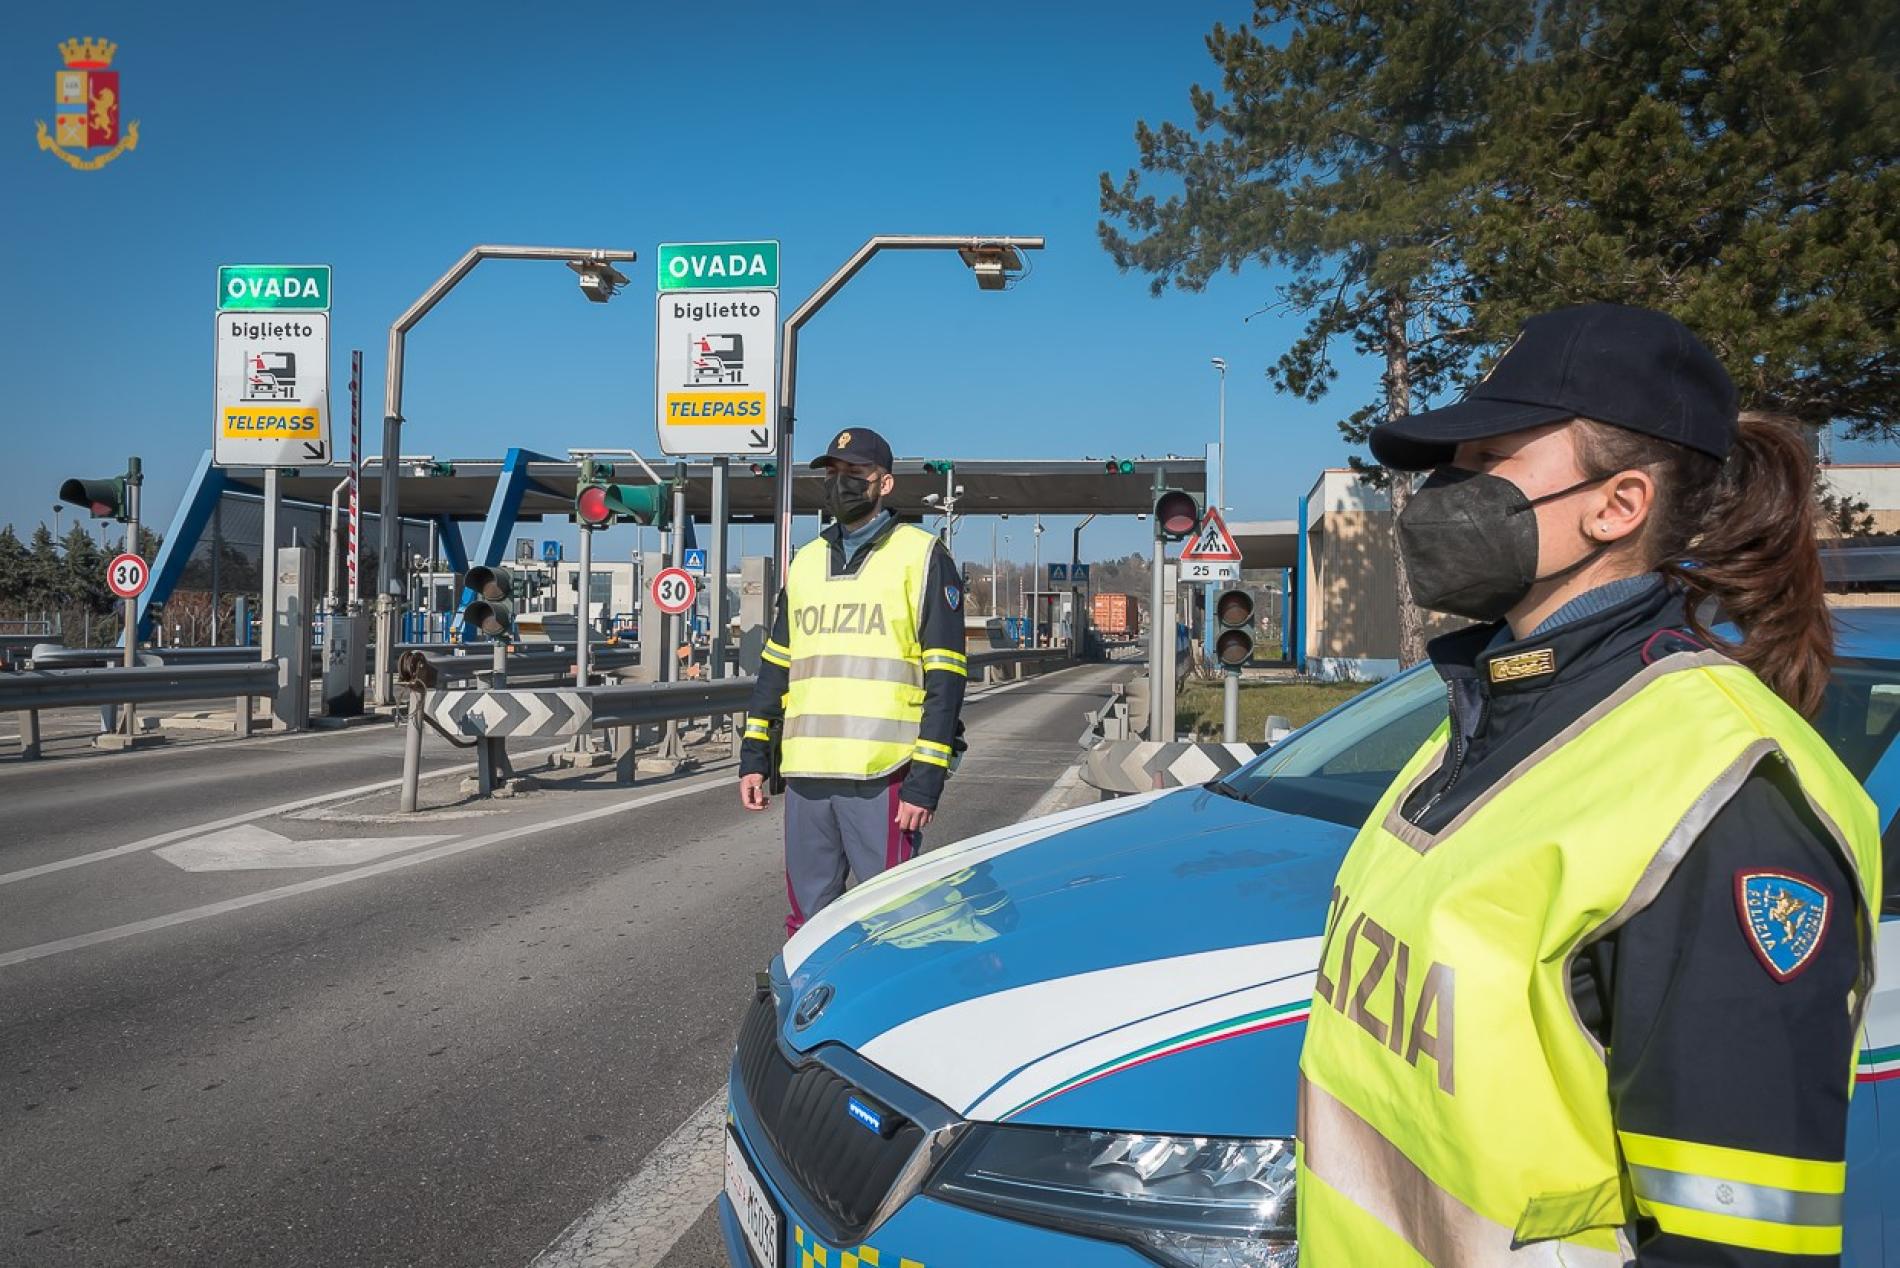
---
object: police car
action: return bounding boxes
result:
[720,613,1900,1267]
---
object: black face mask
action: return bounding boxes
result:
[823,472,880,526]
[1396,468,1607,622]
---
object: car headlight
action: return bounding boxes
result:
[926,1124,1297,1267]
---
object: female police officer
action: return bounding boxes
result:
[1295,304,1883,1267]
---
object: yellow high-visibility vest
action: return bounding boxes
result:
[778,523,937,780]
[1297,650,1881,1266]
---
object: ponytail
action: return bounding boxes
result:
[1576,412,1832,716]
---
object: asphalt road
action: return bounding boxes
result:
[0,663,1127,1268]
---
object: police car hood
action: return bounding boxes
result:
[777,787,1349,1127]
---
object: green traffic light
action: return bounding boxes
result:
[1103,458,1135,475]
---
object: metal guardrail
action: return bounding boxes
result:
[0,661,279,712]
[419,647,642,685]
[589,677,757,728]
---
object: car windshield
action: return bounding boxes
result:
[1217,656,1900,831]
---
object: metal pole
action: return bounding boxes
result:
[348,350,361,612]
[261,467,280,680]
[1150,533,1165,741]
[990,522,999,618]
[710,457,729,681]
[576,524,593,689]
[1071,513,1093,656]
[374,245,637,706]
[774,234,1047,572]
[399,685,423,812]
[1224,670,1240,744]
[326,477,348,613]
[1031,515,1042,646]
[1216,363,1227,514]
[211,499,223,645]
[662,468,688,758]
[123,462,141,742]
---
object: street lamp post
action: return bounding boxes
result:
[371,244,636,704]
[1210,357,1227,512]
[773,235,1044,571]
[1070,512,1095,655]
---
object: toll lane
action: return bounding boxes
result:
[0,663,1126,1268]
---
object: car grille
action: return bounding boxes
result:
[735,992,928,1242]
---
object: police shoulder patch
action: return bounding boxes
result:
[1735,870,1832,982]
[944,584,961,610]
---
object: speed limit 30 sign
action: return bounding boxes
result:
[107,553,150,599]
[650,566,697,616]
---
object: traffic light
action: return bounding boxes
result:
[1103,458,1135,474]
[747,461,777,477]
[1152,488,1200,541]
[923,460,955,474]
[574,459,671,528]
[59,469,130,519]
[461,565,518,639]
[1214,588,1257,668]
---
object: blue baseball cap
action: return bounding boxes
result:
[1370,304,1739,471]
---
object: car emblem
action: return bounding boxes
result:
[793,983,834,1030]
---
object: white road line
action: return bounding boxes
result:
[529,1090,728,1268]
[0,773,729,969]
[0,742,566,887]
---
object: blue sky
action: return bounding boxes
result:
[2,1,1889,570]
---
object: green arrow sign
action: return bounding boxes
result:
[656,241,778,291]
[218,264,331,311]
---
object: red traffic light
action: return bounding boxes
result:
[1154,490,1200,540]
[1215,589,1255,627]
[577,485,613,526]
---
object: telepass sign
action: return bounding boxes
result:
[213,264,333,468]
[655,241,780,457]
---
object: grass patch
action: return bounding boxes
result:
[1176,679,1372,743]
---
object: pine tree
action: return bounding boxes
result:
[1468,0,1899,433]
[1100,0,1533,665]
[24,526,62,621]
[0,526,29,616]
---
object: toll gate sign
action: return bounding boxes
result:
[654,241,779,458]
[214,264,332,469]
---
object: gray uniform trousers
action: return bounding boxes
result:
[782,770,920,938]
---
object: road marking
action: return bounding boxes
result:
[155,824,455,871]
[0,773,729,968]
[0,742,566,887]
[529,1090,728,1268]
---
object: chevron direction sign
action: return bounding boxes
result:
[426,689,592,738]
[1081,739,1268,796]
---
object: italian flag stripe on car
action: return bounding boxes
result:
[1861,1044,1900,1084]
[1004,999,1313,1119]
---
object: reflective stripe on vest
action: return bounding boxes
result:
[1295,651,1882,1267]
[779,524,935,779]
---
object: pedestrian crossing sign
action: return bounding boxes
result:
[1179,508,1243,562]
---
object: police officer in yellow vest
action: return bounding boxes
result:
[1297,305,1883,1267]
[738,427,969,938]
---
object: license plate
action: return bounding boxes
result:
[725,1129,782,1268]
